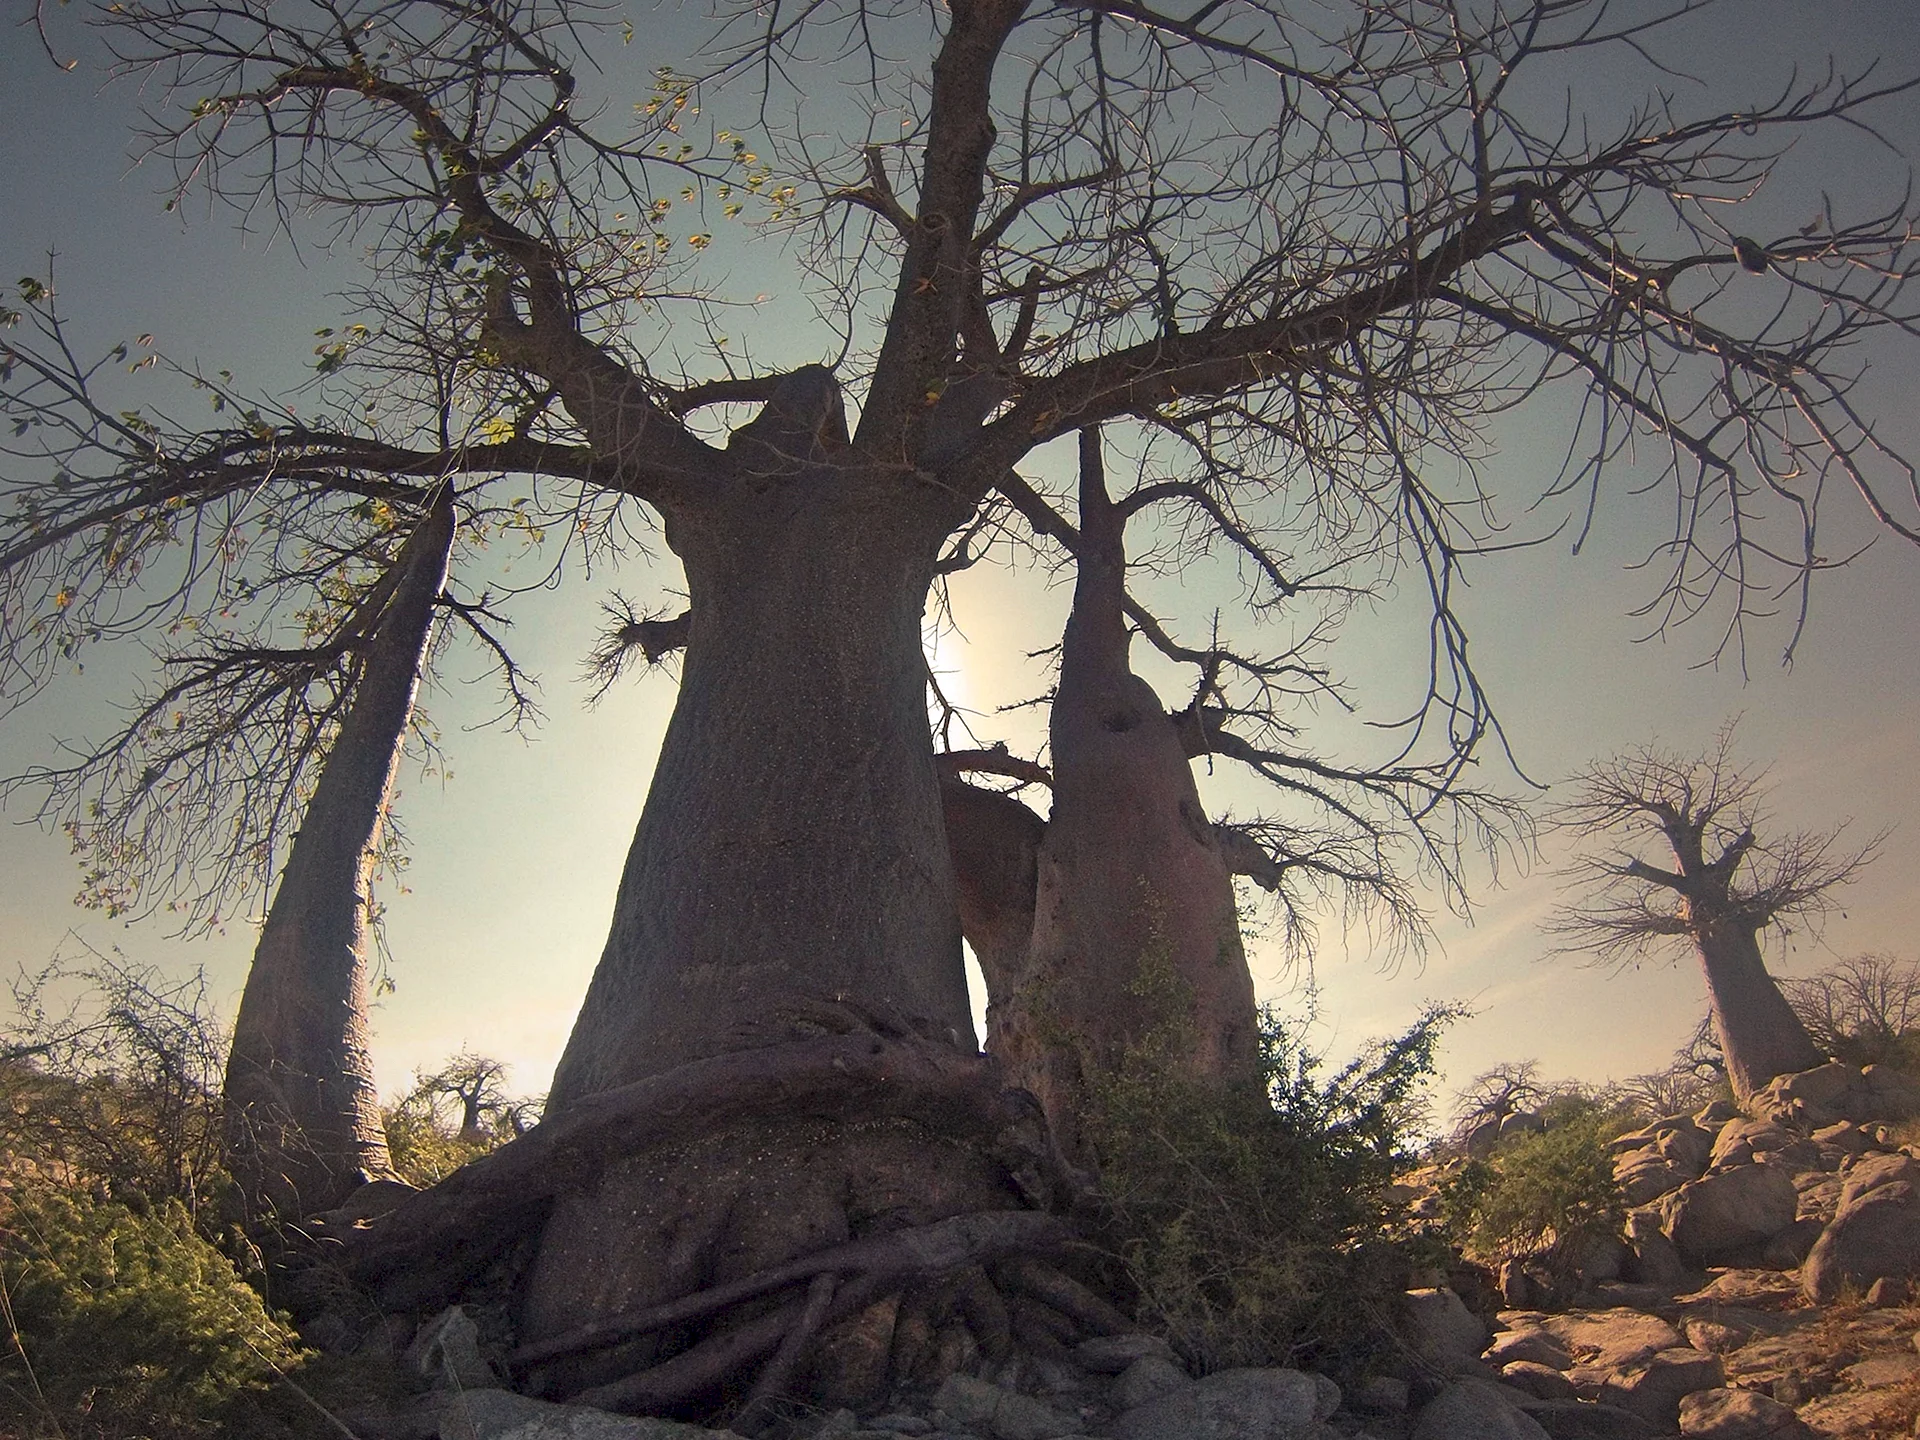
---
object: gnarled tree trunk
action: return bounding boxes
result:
[992,431,1261,1154]
[223,486,454,1222]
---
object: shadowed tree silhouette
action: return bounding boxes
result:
[1550,726,1876,1099]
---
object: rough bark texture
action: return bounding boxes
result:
[546,458,973,1103]
[517,378,1017,1415]
[1694,915,1826,1101]
[223,486,454,1221]
[993,432,1261,1151]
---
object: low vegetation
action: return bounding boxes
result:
[1082,998,1460,1379]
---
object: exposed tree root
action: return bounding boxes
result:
[326,1036,1088,1313]
[511,1209,1075,1369]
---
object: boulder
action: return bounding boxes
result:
[1596,1348,1725,1428]
[1503,1111,1548,1140]
[1835,1151,1920,1210]
[1108,1367,1326,1440]
[1527,1309,1684,1369]
[1855,1064,1920,1120]
[1616,1153,1688,1208]
[1485,1327,1576,1370]
[1708,1120,1793,1170]
[1803,1175,1920,1302]
[1759,1217,1822,1269]
[434,1390,742,1440]
[1676,1387,1813,1438]
[1623,1208,1690,1286]
[1404,1287,1490,1372]
[1409,1379,1550,1440]
[1659,1165,1798,1265]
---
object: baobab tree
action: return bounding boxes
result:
[4,0,1920,1419]
[1550,729,1878,1100]
[223,485,455,1222]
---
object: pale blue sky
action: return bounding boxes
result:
[3,2,1917,1116]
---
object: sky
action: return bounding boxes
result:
[2,0,1918,1123]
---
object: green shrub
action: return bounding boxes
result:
[0,1188,310,1439]
[1439,1106,1625,1283]
[1082,999,1459,1379]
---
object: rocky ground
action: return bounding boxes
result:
[343,1058,1920,1440]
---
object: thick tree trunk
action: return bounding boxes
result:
[521,462,1000,1410]
[1694,916,1826,1101]
[223,487,454,1221]
[994,433,1261,1151]
[545,468,973,1105]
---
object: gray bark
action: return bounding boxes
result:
[995,432,1261,1148]
[1694,915,1826,1100]
[222,486,454,1220]
[547,452,975,1107]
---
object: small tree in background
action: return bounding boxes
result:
[1549,726,1874,1100]
[1783,955,1920,1071]
[381,1051,538,1187]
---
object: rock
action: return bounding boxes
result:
[1351,1376,1411,1413]
[1501,1362,1578,1401]
[1869,1275,1913,1307]
[1623,1209,1690,1287]
[1836,1151,1920,1209]
[1578,1233,1630,1285]
[1108,1367,1326,1440]
[1113,1355,1191,1411]
[1528,1309,1685,1369]
[1682,1320,1751,1355]
[435,1390,742,1440]
[1804,1175,1920,1302]
[1516,1401,1661,1440]
[1858,1064,1920,1120]
[1408,1379,1550,1439]
[1596,1348,1725,1428]
[1759,1217,1822,1269]
[865,1417,933,1435]
[1616,1154,1687,1208]
[1404,1287,1490,1371]
[1660,1165,1798,1265]
[1678,1269,1803,1305]
[1775,1062,1860,1110]
[1499,1258,1539,1309]
[1073,1335,1177,1374]
[1708,1121,1794,1170]
[1485,1328,1576,1370]
[1676,1388,1811,1438]
[932,1375,1082,1440]
[1844,1352,1920,1387]
[407,1307,498,1391]
[1812,1121,1873,1157]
